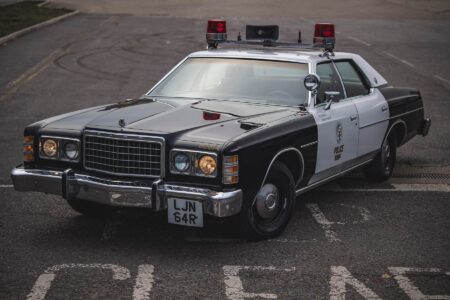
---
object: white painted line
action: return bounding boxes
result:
[347,36,371,47]
[320,184,450,193]
[306,203,341,243]
[27,264,131,300]
[433,75,450,86]
[388,267,450,300]
[223,265,295,300]
[267,238,318,243]
[27,274,56,300]
[384,52,415,68]
[0,185,13,188]
[330,266,381,300]
[133,265,154,300]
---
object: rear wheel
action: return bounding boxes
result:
[240,161,296,240]
[364,133,397,182]
[67,198,114,218]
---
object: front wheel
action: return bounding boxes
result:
[364,134,397,182]
[240,161,296,240]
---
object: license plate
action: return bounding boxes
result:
[167,198,203,228]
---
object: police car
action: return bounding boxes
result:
[11,20,431,240]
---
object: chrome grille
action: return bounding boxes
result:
[83,131,164,178]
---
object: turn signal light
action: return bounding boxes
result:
[23,136,34,162]
[223,155,239,184]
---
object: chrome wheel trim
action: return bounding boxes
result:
[255,183,280,220]
[383,142,391,173]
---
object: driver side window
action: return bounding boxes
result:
[315,62,345,105]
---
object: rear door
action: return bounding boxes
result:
[333,60,389,157]
[308,61,359,183]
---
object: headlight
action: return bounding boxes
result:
[42,139,58,157]
[64,142,79,160]
[174,153,191,172]
[198,155,217,176]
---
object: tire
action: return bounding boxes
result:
[364,133,397,182]
[67,198,114,218]
[240,161,296,240]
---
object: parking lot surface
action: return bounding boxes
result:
[0,2,449,299]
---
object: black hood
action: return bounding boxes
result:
[42,98,297,136]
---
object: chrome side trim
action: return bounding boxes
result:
[390,107,423,120]
[260,147,305,189]
[296,159,373,196]
[300,141,318,149]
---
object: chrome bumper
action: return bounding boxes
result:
[11,166,242,218]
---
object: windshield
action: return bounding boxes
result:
[148,57,309,106]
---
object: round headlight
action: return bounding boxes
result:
[42,139,58,157]
[198,155,217,175]
[174,153,190,172]
[64,142,79,160]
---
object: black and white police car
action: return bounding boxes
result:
[12,20,431,239]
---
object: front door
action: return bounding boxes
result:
[308,61,359,184]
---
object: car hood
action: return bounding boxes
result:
[42,98,299,145]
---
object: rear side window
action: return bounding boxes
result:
[316,62,345,105]
[334,61,370,98]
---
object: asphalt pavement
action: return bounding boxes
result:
[0,2,449,299]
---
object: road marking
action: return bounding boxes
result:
[433,75,450,86]
[347,36,371,47]
[383,52,415,68]
[27,264,131,300]
[0,48,67,103]
[133,265,154,300]
[223,265,295,300]
[320,183,450,193]
[306,203,341,243]
[388,267,450,300]
[0,185,13,188]
[330,266,381,300]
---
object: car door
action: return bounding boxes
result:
[333,60,389,158]
[308,61,359,184]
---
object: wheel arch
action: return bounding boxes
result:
[260,147,304,190]
[384,120,407,147]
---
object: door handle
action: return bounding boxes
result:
[350,115,358,121]
[382,105,388,112]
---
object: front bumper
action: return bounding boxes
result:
[11,166,242,218]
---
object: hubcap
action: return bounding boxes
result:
[255,184,280,220]
[383,143,391,172]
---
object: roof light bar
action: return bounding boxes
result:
[313,23,335,51]
[206,19,227,47]
[205,20,336,52]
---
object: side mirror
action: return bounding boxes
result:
[324,91,340,110]
[304,74,321,92]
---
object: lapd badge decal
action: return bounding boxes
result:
[334,122,344,160]
[336,122,343,144]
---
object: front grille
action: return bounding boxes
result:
[83,130,164,178]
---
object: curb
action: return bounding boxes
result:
[0,9,79,46]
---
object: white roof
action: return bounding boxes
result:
[188,49,387,87]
